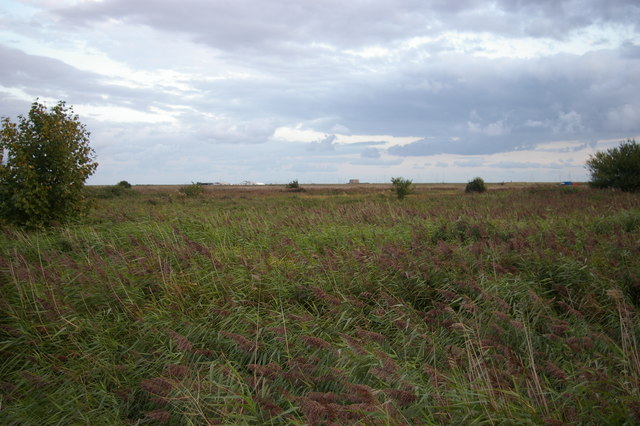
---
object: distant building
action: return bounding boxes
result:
[349,179,360,184]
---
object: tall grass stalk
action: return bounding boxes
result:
[1,185,639,423]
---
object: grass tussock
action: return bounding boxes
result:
[1,185,639,424]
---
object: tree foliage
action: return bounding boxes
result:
[391,177,412,199]
[586,139,640,192]
[0,100,98,227]
[465,177,487,193]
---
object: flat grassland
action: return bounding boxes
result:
[1,184,639,424]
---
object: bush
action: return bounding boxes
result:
[87,184,135,199]
[0,100,98,227]
[586,139,640,192]
[117,180,132,189]
[391,177,412,199]
[465,177,487,193]
[286,179,304,192]
[179,182,205,197]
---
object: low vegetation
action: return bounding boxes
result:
[391,177,413,199]
[465,177,487,193]
[286,179,305,192]
[178,182,205,197]
[87,182,137,200]
[1,185,639,424]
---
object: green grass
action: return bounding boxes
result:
[1,186,639,424]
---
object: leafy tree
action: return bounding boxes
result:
[465,177,487,193]
[0,100,98,227]
[586,139,640,192]
[391,177,412,199]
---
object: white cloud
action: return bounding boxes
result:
[75,104,177,124]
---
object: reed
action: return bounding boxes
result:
[1,185,639,423]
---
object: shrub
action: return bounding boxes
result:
[0,100,98,227]
[286,179,304,192]
[179,182,205,197]
[465,177,487,193]
[586,139,640,192]
[117,180,132,189]
[87,184,135,199]
[391,177,412,199]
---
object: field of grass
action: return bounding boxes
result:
[1,184,639,424]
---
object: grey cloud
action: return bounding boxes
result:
[492,161,565,169]
[536,142,590,153]
[361,148,381,158]
[388,135,531,157]
[0,45,192,116]
[53,0,430,51]
[0,45,100,102]
[454,159,486,168]
[3,0,639,184]
[620,42,640,58]
[53,0,640,54]
[30,2,640,151]
[346,141,387,148]
[193,117,279,145]
[350,157,403,166]
[306,134,337,151]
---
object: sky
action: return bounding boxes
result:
[1,0,639,185]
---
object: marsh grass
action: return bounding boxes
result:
[1,186,639,424]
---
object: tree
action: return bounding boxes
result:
[465,177,486,193]
[0,100,98,227]
[586,139,640,192]
[391,177,412,199]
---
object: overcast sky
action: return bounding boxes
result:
[1,0,639,184]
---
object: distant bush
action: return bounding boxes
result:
[465,177,487,193]
[286,179,305,192]
[87,184,135,199]
[391,177,412,199]
[179,182,205,197]
[587,139,640,192]
[117,180,132,189]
